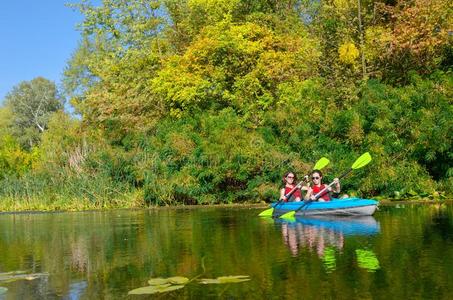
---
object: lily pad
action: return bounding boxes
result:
[0,287,7,295]
[147,278,171,285]
[199,275,251,284]
[147,276,189,285]
[168,276,189,285]
[128,284,185,295]
[0,272,48,283]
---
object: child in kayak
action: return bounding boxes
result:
[305,170,347,201]
[280,172,308,202]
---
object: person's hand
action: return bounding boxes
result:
[333,178,340,186]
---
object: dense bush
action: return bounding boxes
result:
[0,0,451,210]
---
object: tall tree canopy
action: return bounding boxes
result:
[5,77,64,148]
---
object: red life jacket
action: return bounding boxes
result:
[312,184,330,201]
[284,185,301,202]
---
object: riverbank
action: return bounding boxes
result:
[0,196,450,213]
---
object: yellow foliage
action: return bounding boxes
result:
[338,42,359,64]
[153,19,320,118]
[333,0,354,10]
[0,135,39,175]
[188,0,239,21]
[364,26,393,61]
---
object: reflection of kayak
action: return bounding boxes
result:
[287,216,380,236]
[272,198,378,216]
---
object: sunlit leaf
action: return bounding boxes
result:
[408,189,418,196]
[199,275,250,284]
[147,276,189,285]
[168,276,189,285]
[128,284,185,295]
[147,278,171,285]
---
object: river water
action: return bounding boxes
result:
[0,202,452,299]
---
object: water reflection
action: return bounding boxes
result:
[0,204,452,299]
[280,220,344,257]
[278,216,381,271]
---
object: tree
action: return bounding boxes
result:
[0,106,14,138]
[64,0,167,134]
[5,77,64,148]
[152,17,320,122]
[364,0,452,82]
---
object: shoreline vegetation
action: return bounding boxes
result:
[1,0,452,212]
[0,198,451,213]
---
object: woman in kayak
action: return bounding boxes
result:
[305,170,347,201]
[280,172,308,202]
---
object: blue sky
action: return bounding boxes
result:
[0,2,84,102]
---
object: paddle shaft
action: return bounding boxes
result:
[313,168,352,199]
[284,177,307,199]
[293,168,353,214]
[281,153,372,218]
[276,177,309,206]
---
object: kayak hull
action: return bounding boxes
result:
[271,198,378,216]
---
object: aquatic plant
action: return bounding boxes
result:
[128,275,250,295]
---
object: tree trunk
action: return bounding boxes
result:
[357,0,367,80]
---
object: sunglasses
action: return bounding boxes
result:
[312,176,320,180]
[287,176,295,179]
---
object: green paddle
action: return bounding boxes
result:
[258,157,330,217]
[279,152,372,219]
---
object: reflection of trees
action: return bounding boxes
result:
[0,205,451,298]
[70,237,88,273]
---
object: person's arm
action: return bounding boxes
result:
[332,178,341,193]
[305,187,313,200]
[280,188,287,201]
[294,187,302,202]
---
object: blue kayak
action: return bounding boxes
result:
[271,197,378,216]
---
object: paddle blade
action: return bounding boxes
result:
[281,216,297,223]
[313,157,330,170]
[351,152,372,170]
[279,211,296,219]
[258,207,274,217]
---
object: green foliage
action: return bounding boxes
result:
[0,107,14,137]
[152,17,320,121]
[140,109,298,205]
[0,0,452,210]
[0,135,38,178]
